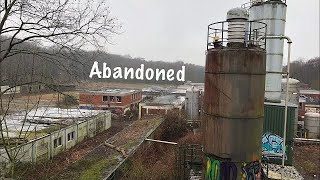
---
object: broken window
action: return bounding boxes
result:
[53,137,62,148]
[103,96,108,102]
[67,131,75,141]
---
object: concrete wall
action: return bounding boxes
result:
[0,112,111,168]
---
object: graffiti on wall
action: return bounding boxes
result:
[206,157,262,180]
[262,133,287,159]
[206,157,237,180]
[242,161,262,180]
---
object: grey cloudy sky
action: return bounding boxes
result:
[107,0,319,66]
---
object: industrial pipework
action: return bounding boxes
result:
[258,35,293,179]
[203,7,267,180]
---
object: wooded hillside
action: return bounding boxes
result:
[286,57,320,90]
[0,38,204,86]
[1,37,318,88]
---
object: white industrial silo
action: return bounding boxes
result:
[304,113,320,139]
[281,78,300,105]
[248,0,287,102]
[186,87,200,120]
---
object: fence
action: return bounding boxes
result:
[175,144,203,180]
[0,111,111,168]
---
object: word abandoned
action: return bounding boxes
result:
[89,62,185,82]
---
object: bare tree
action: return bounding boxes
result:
[0,0,120,60]
[0,0,120,176]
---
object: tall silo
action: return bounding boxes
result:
[186,86,200,120]
[245,0,296,166]
[248,0,287,103]
[203,8,267,179]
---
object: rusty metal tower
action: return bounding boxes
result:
[203,8,267,180]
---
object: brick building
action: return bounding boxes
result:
[79,88,142,114]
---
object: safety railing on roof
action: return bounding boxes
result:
[241,0,287,9]
[207,20,267,50]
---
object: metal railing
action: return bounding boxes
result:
[242,0,287,9]
[175,144,203,180]
[207,20,267,50]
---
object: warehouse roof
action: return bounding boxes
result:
[146,95,185,106]
[82,88,141,96]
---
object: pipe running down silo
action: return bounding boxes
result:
[203,8,267,180]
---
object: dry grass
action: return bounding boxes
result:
[294,143,320,179]
[0,91,79,114]
[117,113,201,180]
[17,91,79,101]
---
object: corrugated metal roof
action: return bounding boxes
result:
[264,100,298,108]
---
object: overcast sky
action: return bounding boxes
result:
[107,0,319,66]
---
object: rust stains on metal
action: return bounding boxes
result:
[203,47,266,162]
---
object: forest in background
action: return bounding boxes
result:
[286,57,320,90]
[0,38,204,86]
[0,38,319,88]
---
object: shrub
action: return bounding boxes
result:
[157,111,188,142]
[58,95,78,107]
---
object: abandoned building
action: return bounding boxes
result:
[79,88,142,114]
[138,94,185,119]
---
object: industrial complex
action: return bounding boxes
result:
[0,0,319,179]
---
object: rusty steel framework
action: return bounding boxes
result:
[175,144,203,180]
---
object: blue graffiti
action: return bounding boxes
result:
[242,161,262,180]
[262,133,286,159]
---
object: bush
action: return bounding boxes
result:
[58,95,78,107]
[158,111,188,142]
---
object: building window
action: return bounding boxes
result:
[97,121,104,130]
[110,96,115,102]
[67,131,75,141]
[103,96,108,102]
[54,137,62,148]
[116,96,122,103]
